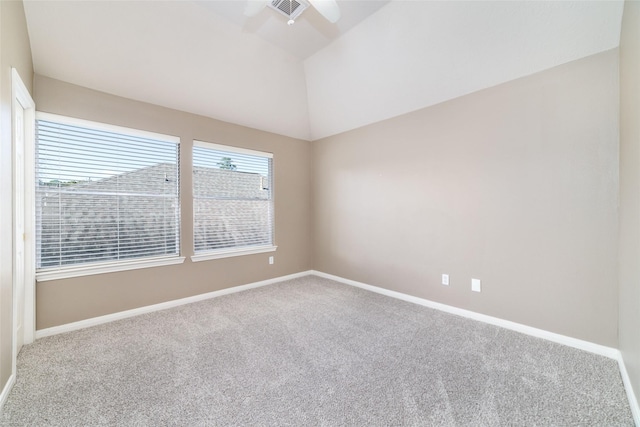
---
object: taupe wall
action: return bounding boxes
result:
[619,0,640,409]
[0,0,33,400]
[313,49,620,347]
[34,75,312,329]
[4,2,633,405]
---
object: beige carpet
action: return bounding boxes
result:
[0,275,633,426]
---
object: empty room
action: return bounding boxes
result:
[1,0,639,425]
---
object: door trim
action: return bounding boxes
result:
[11,68,35,375]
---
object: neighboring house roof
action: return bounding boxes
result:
[37,163,271,268]
[53,163,268,199]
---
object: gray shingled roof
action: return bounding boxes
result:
[37,163,271,268]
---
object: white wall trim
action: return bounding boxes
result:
[190,245,277,263]
[36,256,186,282]
[311,270,640,421]
[14,69,36,348]
[311,270,619,359]
[617,353,640,426]
[38,268,622,359]
[11,68,37,379]
[0,374,16,414]
[30,269,640,423]
[35,270,312,339]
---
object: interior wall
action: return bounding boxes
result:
[33,75,312,330]
[619,0,640,409]
[313,49,620,347]
[0,0,34,401]
[0,1,632,413]
[0,0,34,400]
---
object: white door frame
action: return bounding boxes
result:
[11,68,36,375]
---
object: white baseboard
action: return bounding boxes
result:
[312,270,640,425]
[311,271,619,359]
[617,353,640,426]
[31,268,640,425]
[37,268,619,358]
[35,270,313,339]
[0,374,16,413]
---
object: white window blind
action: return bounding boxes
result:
[193,141,273,255]
[35,113,181,271]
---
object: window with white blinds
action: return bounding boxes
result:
[35,113,181,277]
[192,141,275,260]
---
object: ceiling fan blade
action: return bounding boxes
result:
[244,0,269,17]
[309,0,341,23]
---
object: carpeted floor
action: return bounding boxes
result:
[0,276,633,426]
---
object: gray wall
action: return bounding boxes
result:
[34,75,313,329]
[312,49,620,347]
[0,0,33,402]
[619,0,640,409]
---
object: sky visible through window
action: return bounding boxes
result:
[36,119,178,183]
[193,146,269,177]
[37,119,268,183]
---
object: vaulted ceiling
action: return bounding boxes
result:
[23,1,624,141]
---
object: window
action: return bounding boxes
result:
[35,113,183,280]
[192,141,275,261]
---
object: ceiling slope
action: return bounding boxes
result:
[196,0,389,60]
[24,1,624,141]
[24,0,312,140]
[304,1,624,140]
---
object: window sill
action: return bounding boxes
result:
[36,256,186,282]
[191,245,277,262]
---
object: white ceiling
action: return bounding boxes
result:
[195,1,390,59]
[305,0,625,139]
[23,1,624,141]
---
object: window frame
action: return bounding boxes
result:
[35,112,185,282]
[190,140,276,263]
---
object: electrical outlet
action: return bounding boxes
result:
[442,274,449,286]
[268,256,274,265]
[472,278,481,292]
